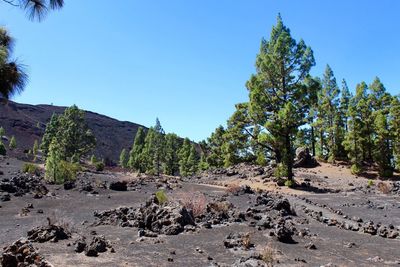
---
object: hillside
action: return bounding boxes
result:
[0,101,147,163]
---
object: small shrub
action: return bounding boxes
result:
[350,164,362,175]
[261,244,277,267]
[226,183,241,194]
[155,190,168,205]
[9,135,16,150]
[90,155,98,164]
[22,163,40,176]
[177,192,207,217]
[45,160,79,184]
[95,161,105,171]
[284,179,295,188]
[274,163,287,179]
[208,201,231,213]
[0,141,6,156]
[367,179,374,188]
[241,233,252,250]
[377,182,391,194]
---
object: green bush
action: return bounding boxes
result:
[155,190,168,205]
[95,161,104,171]
[274,163,288,179]
[367,179,374,188]
[45,160,80,184]
[22,163,40,176]
[90,155,97,164]
[284,179,295,188]
[0,141,6,156]
[350,164,362,175]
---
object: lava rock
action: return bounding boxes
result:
[109,181,128,191]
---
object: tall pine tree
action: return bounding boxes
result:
[246,14,315,180]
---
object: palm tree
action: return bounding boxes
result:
[0,27,28,100]
[1,0,64,21]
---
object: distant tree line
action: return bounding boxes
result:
[121,119,199,177]
[199,15,400,180]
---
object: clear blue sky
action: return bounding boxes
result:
[1,1,399,141]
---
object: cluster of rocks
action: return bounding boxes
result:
[224,232,254,250]
[232,253,271,267]
[27,223,70,243]
[1,238,52,267]
[200,163,274,180]
[300,201,400,239]
[74,235,114,257]
[391,182,400,195]
[0,173,48,201]
[94,196,195,236]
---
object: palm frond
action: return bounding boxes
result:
[49,0,63,9]
[0,60,28,99]
[0,28,14,52]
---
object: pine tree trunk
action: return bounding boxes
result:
[311,126,316,156]
[285,134,293,180]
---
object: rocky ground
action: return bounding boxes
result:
[1,156,400,266]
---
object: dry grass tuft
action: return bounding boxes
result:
[377,182,391,194]
[260,243,277,267]
[226,183,241,194]
[176,192,208,218]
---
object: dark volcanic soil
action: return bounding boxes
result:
[1,156,400,267]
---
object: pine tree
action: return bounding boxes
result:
[140,119,165,175]
[41,106,96,161]
[9,135,16,150]
[119,149,128,168]
[179,138,198,176]
[205,126,226,168]
[390,96,400,170]
[188,145,199,174]
[0,140,6,155]
[59,105,96,160]
[163,133,182,176]
[246,14,315,180]
[373,111,393,177]
[41,113,61,157]
[355,82,374,162]
[32,140,39,157]
[343,90,364,174]
[128,127,146,172]
[316,65,340,162]
[222,103,256,167]
[198,152,209,171]
[45,140,78,184]
[45,140,62,183]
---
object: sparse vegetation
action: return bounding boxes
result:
[260,244,277,267]
[177,192,207,217]
[9,135,16,150]
[22,163,40,176]
[95,161,105,172]
[119,149,128,168]
[226,183,241,194]
[284,179,295,188]
[377,182,391,194]
[367,179,374,188]
[241,233,252,250]
[0,141,6,156]
[155,190,168,205]
[0,126,5,137]
[45,140,79,184]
